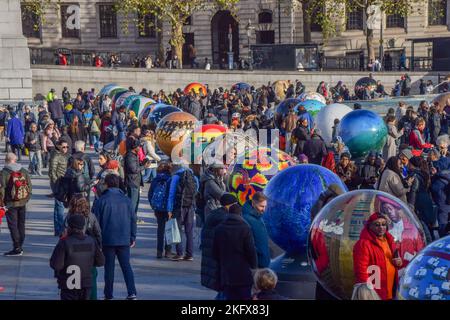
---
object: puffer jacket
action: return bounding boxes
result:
[201,168,226,218]
[62,168,93,202]
[49,150,69,186]
[377,169,409,204]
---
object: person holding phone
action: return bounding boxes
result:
[353,213,402,300]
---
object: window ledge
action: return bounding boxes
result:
[98,38,120,44]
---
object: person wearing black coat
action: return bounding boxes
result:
[61,156,95,205]
[292,119,311,157]
[212,204,258,300]
[201,193,237,299]
[48,99,65,128]
[50,215,104,300]
[124,138,148,215]
[303,130,327,165]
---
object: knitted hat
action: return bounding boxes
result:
[399,148,413,160]
[365,212,388,229]
[220,193,238,206]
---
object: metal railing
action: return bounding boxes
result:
[322,56,432,71]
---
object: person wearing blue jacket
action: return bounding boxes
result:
[6,111,25,161]
[166,164,199,261]
[242,192,271,268]
[92,174,137,300]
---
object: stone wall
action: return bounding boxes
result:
[0,0,32,101]
[31,65,445,98]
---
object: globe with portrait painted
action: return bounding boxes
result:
[397,236,450,300]
[308,190,426,300]
[263,164,347,256]
[227,147,296,206]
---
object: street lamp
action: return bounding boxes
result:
[246,19,255,70]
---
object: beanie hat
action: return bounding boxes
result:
[399,148,413,160]
[68,214,85,231]
[365,212,388,229]
[220,193,238,206]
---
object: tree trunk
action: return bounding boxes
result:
[302,0,312,43]
[171,21,184,69]
[156,18,164,62]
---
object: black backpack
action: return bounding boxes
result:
[177,170,197,208]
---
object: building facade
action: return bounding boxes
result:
[21,0,450,68]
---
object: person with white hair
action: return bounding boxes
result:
[0,153,32,256]
[68,140,96,183]
[436,134,449,158]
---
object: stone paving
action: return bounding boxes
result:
[0,146,216,300]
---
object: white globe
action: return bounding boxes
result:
[315,103,353,144]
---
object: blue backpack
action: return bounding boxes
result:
[149,175,170,212]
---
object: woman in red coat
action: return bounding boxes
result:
[409,118,433,152]
[353,213,402,300]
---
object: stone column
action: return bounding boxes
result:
[0,0,32,102]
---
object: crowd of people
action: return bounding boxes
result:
[0,76,449,301]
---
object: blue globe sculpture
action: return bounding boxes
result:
[263,164,348,255]
[148,104,181,128]
[398,236,450,300]
[295,99,326,117]
[337,109,387,158]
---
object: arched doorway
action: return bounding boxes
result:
[211,11,239,66]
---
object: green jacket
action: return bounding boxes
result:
[49,150,68,185]
[0,164,32,208]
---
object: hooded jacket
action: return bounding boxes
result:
[200,168,226,218]
[353,225,399,300]
[242,201,271,268]
[6,116,24,145]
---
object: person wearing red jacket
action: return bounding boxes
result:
[409,118,433,152]
[353,212,402,300]
[378,196,425,275]
[58,53,68,66]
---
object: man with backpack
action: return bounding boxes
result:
[167,164,199,261]
[0,153,32,256]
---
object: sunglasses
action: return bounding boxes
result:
[61,146,68,149]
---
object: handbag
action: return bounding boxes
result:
[165,218,181,245]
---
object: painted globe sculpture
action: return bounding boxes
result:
[315,103,353,144]
[263,165,347,256]
[295,99,326,117]
[98,83,117,97]
[181,124,228,164]
[202,132,259,167]
[337,109,387,158]
[107,86,126,98]
[129,96,155,119]
[155,112,199,157]
[184,82,207,95]
[298,91,326,104]
[232,82,251,92]
[397,236,450,300]
[308,190,426,300]
[148,104,182,128]
[228,147,296,206]
[354,77,377,99]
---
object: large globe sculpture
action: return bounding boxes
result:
[263,164,347,255]
[202,132,259,167]
[308,190,426,300]
[295,99,326,117]
[184,82,207,95]
[155,112,198,157]
[298,91,326,104]
[232,82,251,92]
[98,83,117,97]
[228,147,296,206]
[397,236,450,300]
[315,103,353,144]
[148,104,181,128]
[354,77,377,99]
[337,109,387,158]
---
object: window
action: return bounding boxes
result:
[428,0,447,25]
[346,6,364,30]
[99,4,117,38]
[386,13,405,28]
[21,4,41,38]
[184,15,192,25]
[138,13,156,38]
[258,11,273,24]
[256,30,275,44]
[61,4,80,38]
